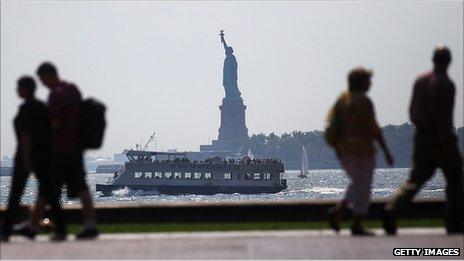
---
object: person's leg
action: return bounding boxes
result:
[340,154,357,210]
[34,160,67,236]
[75,150,96,229]
[0,156,29,239]
[439,139,464,233]
[78,189,96,228]
[349,156,375,235]
[68,150,98,239]
[385,135,436,212]
[30,197,48,228]
[383,135,436,235]
[329,154,356,232]
[25,153,64,237]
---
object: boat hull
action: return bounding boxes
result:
[96,184,287,196]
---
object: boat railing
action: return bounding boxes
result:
[107,165,125,184]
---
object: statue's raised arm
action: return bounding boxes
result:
[220,30,228,50]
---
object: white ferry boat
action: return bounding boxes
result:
[96,150,287,196]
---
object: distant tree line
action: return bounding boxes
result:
[247,123,464,170]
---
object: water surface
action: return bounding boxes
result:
[0,168,445,206]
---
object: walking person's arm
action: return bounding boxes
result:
[437,83,455,141]
[409,79,422,126]
[437,82,456,158]
[376,131,394,166]
[18,106,34,172]
[20,133,33,172]
[368,99,394,166]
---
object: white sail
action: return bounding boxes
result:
[301,146,309,176]
[247,148,254,160]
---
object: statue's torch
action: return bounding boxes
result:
[220,30,225,43]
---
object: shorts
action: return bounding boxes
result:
[52,149,88,198]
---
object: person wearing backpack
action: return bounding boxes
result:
[325,67,394,236]
[20,62,99,240]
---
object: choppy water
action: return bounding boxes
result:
[0,168,445,207]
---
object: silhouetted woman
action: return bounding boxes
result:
[326,67,394,236]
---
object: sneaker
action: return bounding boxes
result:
[382,209,397,235]
[76,227,99,240]
[39,218,55,234]
[12,223,37,240]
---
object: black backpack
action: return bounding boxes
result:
[80,98,106,149]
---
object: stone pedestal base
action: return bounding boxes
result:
[200,97,249,154]
[218,97,248,141]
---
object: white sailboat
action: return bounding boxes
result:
[298,146,309,178]
[247,148,254,160]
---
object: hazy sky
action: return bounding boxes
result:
[1,1,463,158]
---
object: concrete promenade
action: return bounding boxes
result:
[1,228,462,259]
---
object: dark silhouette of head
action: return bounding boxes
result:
[226,46,234,56]
[17,76,36,100]
[432,44,451,72]
[36,62,60,88]
[348,67,372,92]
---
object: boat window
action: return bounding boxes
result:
[245,173,252,180]
[165,172,172,179]
[204,173,212,180]
[194,172,202,179]
[224,173,232,180]
[254,173,261,180]
[154,172,162,178]
[174,172,182,179]
[264,173,271,180]
[145,172,153,178]
[184,172,192,179]
[134,172,143,179]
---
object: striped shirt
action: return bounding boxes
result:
[48,81,81,153]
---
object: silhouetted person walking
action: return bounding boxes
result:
[326,67,394,236]
[32,62,99,239]
[384,45,464,235]
[0,77,67,241]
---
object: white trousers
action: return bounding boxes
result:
[340,154,375,216]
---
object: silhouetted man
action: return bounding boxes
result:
[384,45,464,234]
[33,62,99,239]
[0,76,66,241]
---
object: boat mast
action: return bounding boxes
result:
[143,131,156,151]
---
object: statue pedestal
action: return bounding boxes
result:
[218,97,248,141]
[200,97,249,154]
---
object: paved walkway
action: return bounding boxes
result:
[1,228,462,259]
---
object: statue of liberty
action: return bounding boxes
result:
[220,30,241,99]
